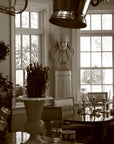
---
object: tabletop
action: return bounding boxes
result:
[43,103,114,123]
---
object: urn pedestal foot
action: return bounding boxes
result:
[23,135,45,144]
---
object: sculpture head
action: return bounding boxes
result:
[58,34,69,51]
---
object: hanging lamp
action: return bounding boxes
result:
[49,0,110,29]
[0,0,28,16]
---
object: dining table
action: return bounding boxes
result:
[42,101,114,144]
[63,102,114,144]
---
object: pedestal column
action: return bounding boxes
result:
[55,71,72,98]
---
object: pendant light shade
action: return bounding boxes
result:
[49,0,91,29]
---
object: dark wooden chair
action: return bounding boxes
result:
[42,97,75,136]
[88,92,108,106]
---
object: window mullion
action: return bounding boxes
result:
[90,36,92,91]
[101,36,103,90]
[21,35,23,68]
[30,35,31,63]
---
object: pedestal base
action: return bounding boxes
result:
[22,135,40,144]
[55,71,72,98]
[22,135,48,144]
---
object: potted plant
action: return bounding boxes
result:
[0,41,13,136]
[0,40,13,109]
[17,62,52,144]
[26,62,49,98]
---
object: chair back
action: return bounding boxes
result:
[54,97,74,107]
[88,92,108,105]
[54,97,75,120]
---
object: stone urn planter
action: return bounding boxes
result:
[17,95,52,144]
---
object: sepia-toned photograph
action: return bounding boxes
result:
[0,0,114,144]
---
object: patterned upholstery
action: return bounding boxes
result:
[88,92,108,105]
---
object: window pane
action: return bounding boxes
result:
[102,14,112,30]
[92,53,101,67]
[31,12,38,29]
[22,35,30,51]
[104,85,113,100]
[102,52,112,67]
[22,52,30,68]
[16,70,24,98]
[91,14,101,30]
[92,69,101,84]
[31,52,39,63]
[31,35,39,51]
[80,53,90,67]
[15,14,20,28]
[92,85,101,92]
[22,11,29,28]
[81,69,90,84]
[16,52,21,68]
[16,35,21,51]
[80,37,90,51]
[16,70,23,86]
[102,36,112,51]
[81,85,91,92]
[103,69,112,84]
[91,37,101,51]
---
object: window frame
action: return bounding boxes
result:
[11,0,52,108]
[72,10,114,103]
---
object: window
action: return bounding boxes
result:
[15,11,44,107]
[80,13,113,100]
[11,1,51,107]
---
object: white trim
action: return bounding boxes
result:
[11,15,16,108]
[72,29,81,103]
[16,28,44,35]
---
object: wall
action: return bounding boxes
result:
[0,13,10,77]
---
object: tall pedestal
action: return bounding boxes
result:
[55,71,72,98]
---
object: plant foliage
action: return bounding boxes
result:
[0,41,10,61]
[26,62,49,98]
[0,73,13,107]
[0,41,13,108]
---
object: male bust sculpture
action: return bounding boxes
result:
[51,34,74,71]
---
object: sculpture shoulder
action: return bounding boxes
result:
[67,47,74,56]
